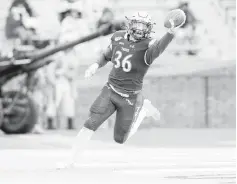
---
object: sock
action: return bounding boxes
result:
[67,118,74,129]
[47,117,54,129]
[67,126,94,164]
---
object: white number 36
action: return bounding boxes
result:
[114,51,132,72]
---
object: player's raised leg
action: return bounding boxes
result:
[57,85,116,168]
[113,94,160,144]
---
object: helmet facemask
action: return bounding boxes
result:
[126,12,154,40]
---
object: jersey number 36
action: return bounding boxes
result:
[114,51,132,72]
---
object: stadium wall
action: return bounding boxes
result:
[75,65,236,129]
[142,75,235,128]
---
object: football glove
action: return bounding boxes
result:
[167,13,187,34]
[167,19,183,34]
[84,63,99,78]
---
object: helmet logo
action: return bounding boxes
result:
[114,37,122,41]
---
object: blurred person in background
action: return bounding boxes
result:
[46,2,91,130]
[172,1,199,55]
[93,6,115,55]
[44,62,58,130]
[97,7,114,27]
[53,57,78,130]
[93,1,126,58]
[96,5,125,32]
[5,0,38,48]
[25,70,47,134]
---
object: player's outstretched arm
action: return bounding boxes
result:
[84,44,112,78]
[145,9,186,65]
[144,31,174,66]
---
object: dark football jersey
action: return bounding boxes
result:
[107,30,174,92]
[108,31,152,92]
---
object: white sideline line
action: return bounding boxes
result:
[0,160,235,169]
[119,168,236,175]
[0,148,235,153]
[0,161,235,168]
[0,149,235,160]
[0,152,234,162]
[121,167,236,172]
[57,162,236,168]
[0,162,235,171]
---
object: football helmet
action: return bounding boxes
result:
[126,11,155,40]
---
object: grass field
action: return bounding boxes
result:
[0,128,235,184]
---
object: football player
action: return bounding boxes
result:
[58,11,184,168]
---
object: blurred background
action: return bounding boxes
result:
[0,0,235,134]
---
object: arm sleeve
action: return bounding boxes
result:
[145,32,174,65]
[96,44,113,68]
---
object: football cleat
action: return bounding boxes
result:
[143,99,161,121]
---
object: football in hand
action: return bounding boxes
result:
[164,9,186,28]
